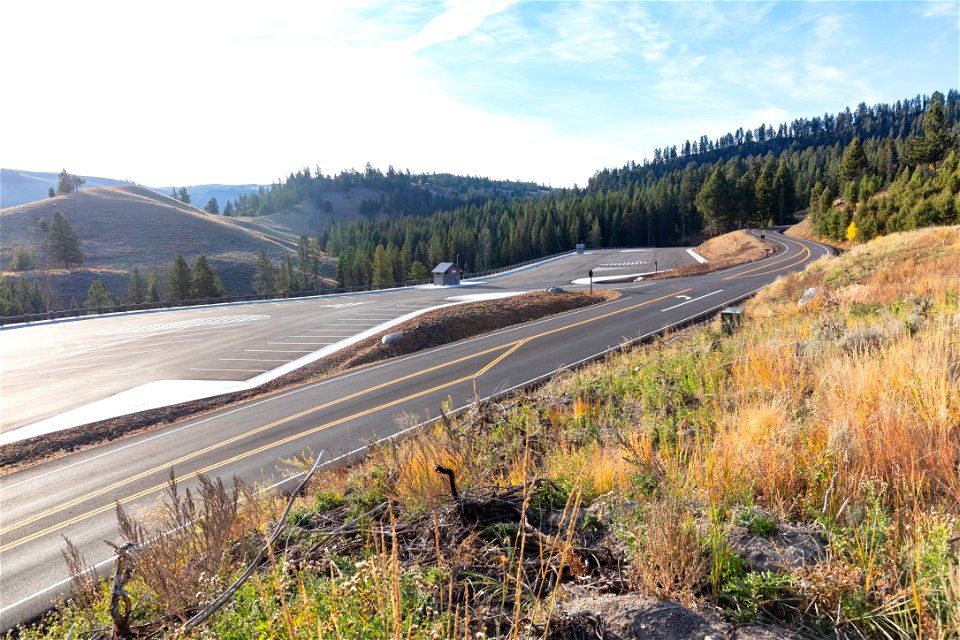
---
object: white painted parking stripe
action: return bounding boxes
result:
[245,349,313,353]
[4,363,104,378]
[97,314,269,336]
[189,368,268,373]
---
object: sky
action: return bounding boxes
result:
[2,1,957,188]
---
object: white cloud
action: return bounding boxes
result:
[923,1,959,18]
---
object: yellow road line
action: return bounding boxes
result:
[724,243,810,280]
[1,289,687,548]
[0,341,519,537]
[722,236,803,279]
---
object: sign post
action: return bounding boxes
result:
[589,269,593,295]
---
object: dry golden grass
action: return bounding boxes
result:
[697,229,768,263]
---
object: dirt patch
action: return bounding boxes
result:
[0,290,618,474]
[550,594,801,639]
[647,230,776,281]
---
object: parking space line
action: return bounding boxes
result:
[189,368,269,373]
[245,349,313,353]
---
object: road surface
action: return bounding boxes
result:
[0,233,832,629]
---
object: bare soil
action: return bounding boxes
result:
[0,290,617,473]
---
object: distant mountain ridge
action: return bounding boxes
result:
[0,168,262,211]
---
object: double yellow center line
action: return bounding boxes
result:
[3,288,691,552]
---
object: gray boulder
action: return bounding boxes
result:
[381,332,403,346]
[798,287,818,307]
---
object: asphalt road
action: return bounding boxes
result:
[0,247,693,438]
[0,233,833,629]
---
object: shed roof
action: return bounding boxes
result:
[432,262,459,274]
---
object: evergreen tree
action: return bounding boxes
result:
[252,250,276,294]
[839,139,868,184]
[371,245,393,288]
[773,161,796,224]
[407,261,430,281]
[45,211,84,267]
[168,252,192,300]
[56,169,84,195]
[276,256,294,293]
[147,271,162,302]
[204,197,219,214]
[85,279,113,308]
[695,168,735,232]
[177,187,191,204]
[9,246,37,271]
[905,92,952,165]
[48,187,56,198]
[192,254,224,298]
[223,201,234,216]
[127,266,148,304]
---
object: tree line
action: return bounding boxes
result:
[319,90,959,287]
[221,164,546,218]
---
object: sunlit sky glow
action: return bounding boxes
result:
[2,1,957,187]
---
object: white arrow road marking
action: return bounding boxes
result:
[661,290,724,311]
[675,295,692,300]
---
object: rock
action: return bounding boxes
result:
[381,332,403,346]
[550,594,802,640]
[546,286,566,293]
[797,287,818,307]
[728,522,826,574]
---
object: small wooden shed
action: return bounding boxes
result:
[432,262,461,286]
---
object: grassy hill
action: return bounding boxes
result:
[0,169,134,209]
[0,186,309,301]
[15,225,959,639]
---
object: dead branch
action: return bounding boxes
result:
[179,450,325,633]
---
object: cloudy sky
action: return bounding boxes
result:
[2,1,957,187]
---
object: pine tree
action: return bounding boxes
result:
[695,168,735,233]
[85,279,113,308]
[127,266,148,304]
[223,201,234,216]
[177,187,191,204]
[147,271,162,302]
[372,245,394,288]
[252,250,276,294]
[204,197,219,214]
[56,169,84,195]
[407,261,430,281]
[168,252,192,300]
[48,187,56,198]
[192,254,224,298]
[276,256,294,293]
[45,211,84,267]
[839,139,868,184]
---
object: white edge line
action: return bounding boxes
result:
[686,248,708,264]
[1,284,771,621]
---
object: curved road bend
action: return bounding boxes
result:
[0,232,833,628]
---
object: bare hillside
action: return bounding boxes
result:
[0,186,314,300]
